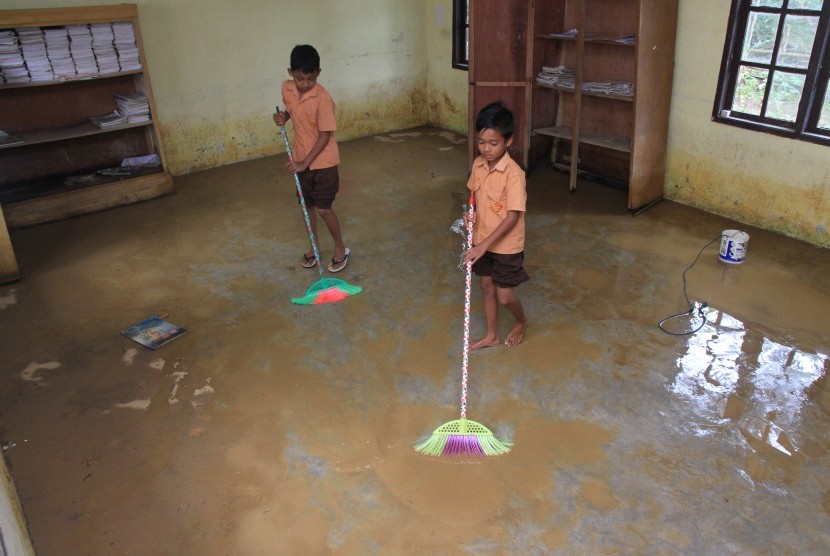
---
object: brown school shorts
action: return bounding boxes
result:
[472,251,530,288]
[297,166,339,209]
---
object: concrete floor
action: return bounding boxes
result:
[1,126,829,555]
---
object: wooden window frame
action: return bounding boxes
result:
[452,0,469,70]
[713,0,830,147]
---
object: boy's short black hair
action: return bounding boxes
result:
[475,101,514,139]
[290,44,321,73]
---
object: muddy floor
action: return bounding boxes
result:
[1,127,829,554]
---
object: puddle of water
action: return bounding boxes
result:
[671,306,828,484]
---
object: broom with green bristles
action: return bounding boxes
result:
[276,110,362,305]
[414,192,512,457]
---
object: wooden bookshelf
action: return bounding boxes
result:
[468,0,678,212]
[0,4,172,231]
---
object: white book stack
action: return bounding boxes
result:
[582,80,635,96]
[90,22,119,74]
[115,92,150,123]
[44,27,75,80]
[17,27,54,82]
[89,110,128,129]
[112,22,141,71]
[67,24,97,77]
[0,29,28,83]
[536,65,575,89]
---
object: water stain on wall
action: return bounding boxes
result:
[666,148,829,249]
[428,88,466,134]
[161,80,432,176]
[160,115,276,175]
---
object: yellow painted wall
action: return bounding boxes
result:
[144,0,429,175]
[667,0,830,248]
[425,0,469,135]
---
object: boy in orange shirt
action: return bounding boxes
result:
[274,44,350,272]
[463,101,529,349]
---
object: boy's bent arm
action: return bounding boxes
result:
[464,210,521,264]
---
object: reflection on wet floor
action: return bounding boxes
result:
[672,306,828,482]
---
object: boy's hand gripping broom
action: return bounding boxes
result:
[414,193,512,457]
[276,112,362,305]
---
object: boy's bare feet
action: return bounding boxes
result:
[504,322,526,347]
[470,335,500,351]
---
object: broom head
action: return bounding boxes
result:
[414,418,512,457]
[291,277,363,305]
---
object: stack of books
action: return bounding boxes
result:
[112,22,141,71]
[89,92,151,128]
[67,24,97,77]
[536,65,575,89]
[0,23,144,83]
[583,80,635,96]
[0,30,28,83]
[115,92,150,123]
[89,110,128,129]
[90,22,119,74]
[17,27,54,82]
[44,27,75,80]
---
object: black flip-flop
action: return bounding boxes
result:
[328,248,351,273]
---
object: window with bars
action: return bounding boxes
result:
[452,0,469,70]
[713,0,830,146]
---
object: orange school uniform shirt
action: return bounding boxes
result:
[281,80,340,170]
[466,152,526,254]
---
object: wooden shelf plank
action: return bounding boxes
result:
[585,37,636,47]
[0,69,143,91]
[536,34,577,42]
[533,126,632,153]
[532,126,573,140]
[3,171,173,228]
[534,83,634,102]
[0,4,137,28]
[535,34,637,47]
[582,90,634,102]
[535,82,575,94]
[0,121,155,150]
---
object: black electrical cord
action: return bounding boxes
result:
[658,235,722,336]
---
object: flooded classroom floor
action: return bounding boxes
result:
[1,126,830,555]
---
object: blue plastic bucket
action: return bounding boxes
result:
[719,229,749,264]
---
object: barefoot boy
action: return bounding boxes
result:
[463,101,529,349]
[273,44,350,273]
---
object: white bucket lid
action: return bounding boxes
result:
[722,229,749,242]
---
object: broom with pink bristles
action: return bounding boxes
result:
[414,192,512,457]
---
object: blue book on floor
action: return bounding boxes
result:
[122,316,186,350]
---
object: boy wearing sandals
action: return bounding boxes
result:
[464,101,529,349]
[273,44,350,273]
